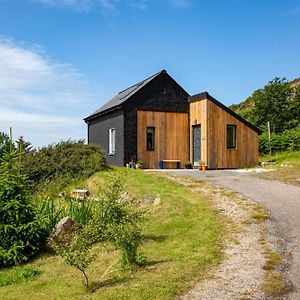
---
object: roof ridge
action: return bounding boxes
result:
[84,69,167,122]
[118,69,166,95]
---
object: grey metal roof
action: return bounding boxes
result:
[85,70,166,121]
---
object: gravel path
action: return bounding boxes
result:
[158,169,300,299]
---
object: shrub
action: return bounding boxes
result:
[259,129,300,154]
[52,177,145,288]
[0,147,47,267]
[21,140,107,191]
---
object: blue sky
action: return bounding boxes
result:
[1,0,300,146]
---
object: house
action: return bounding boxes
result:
[84,70,259,169]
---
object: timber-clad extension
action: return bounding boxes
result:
[84,70,260,169]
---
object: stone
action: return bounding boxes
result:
[119,191,132,203]
[153,197,161,206]
[53,216,77,244]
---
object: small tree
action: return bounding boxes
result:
[0,144,46,267]
[52,229,97,288]
[52,177,144,288]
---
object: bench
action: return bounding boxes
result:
[159,160,181,169]
[70,189,90,200]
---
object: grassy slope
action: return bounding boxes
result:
[0,168,221,300]
[258,151,300,186]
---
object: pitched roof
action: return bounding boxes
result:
[189,92,261,134]
[84,70,167,122]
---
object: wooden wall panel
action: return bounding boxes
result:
[189,100,208,164]
[189,98,259,169]
[137,110,189,169]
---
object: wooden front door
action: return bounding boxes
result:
[192,125,201,165]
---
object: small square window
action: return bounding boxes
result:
[227,125,236,149]
[146,127,155,150]
[109,128,116,155]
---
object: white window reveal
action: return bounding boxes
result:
[109,128,116,155]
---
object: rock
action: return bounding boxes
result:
[53,216,77,244]
[119,191,132,203]
[153,197,161,206]
[143,195,155,204]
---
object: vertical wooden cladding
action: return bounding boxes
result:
[137,110,189,169]
[189,98,259,169]
[189,100,208,164]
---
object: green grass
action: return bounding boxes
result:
[258,151,300,186]
[0,168,222,300]
[0,267,40,287]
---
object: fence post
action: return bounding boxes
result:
[267,121,272,156]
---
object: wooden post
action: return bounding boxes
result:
[267,121,272,156]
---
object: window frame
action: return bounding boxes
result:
[146,127,155,151]
[226,124,237,149]
[108,128,116,155]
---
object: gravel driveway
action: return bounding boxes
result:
[157,169,300,299]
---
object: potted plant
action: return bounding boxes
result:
[185,161,193,169]
[136,160,144,169]
[198,160,207,171]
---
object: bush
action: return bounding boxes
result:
[21,140,107,190]
[259,129,300,154]
[51,178,145,288]
[0,148,47,267]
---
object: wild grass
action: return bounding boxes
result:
[0,168,222,300]
[262,272,287,296]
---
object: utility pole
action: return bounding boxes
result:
[267,121,272,156]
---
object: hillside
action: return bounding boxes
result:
[229,77,300,134]
[230,77,300,115]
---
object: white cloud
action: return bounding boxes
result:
[0,38,98,147]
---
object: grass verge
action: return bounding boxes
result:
[258,151,300,186]
[0,167,222,300]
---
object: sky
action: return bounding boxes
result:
[1,0,300,147]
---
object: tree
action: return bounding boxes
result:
[0,144,46,267]
[252,78,293,133]
[0,132,11,159]
[16,136,33,153]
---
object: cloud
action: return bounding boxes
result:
[0,38,98,147]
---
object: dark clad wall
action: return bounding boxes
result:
[88,110,124,166]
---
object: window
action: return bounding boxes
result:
[227,125,236,149]
[146,127,155,150]
[109,128,116,155]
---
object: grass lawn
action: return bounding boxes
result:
[258,151,300,186]
[0,168,222,300]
